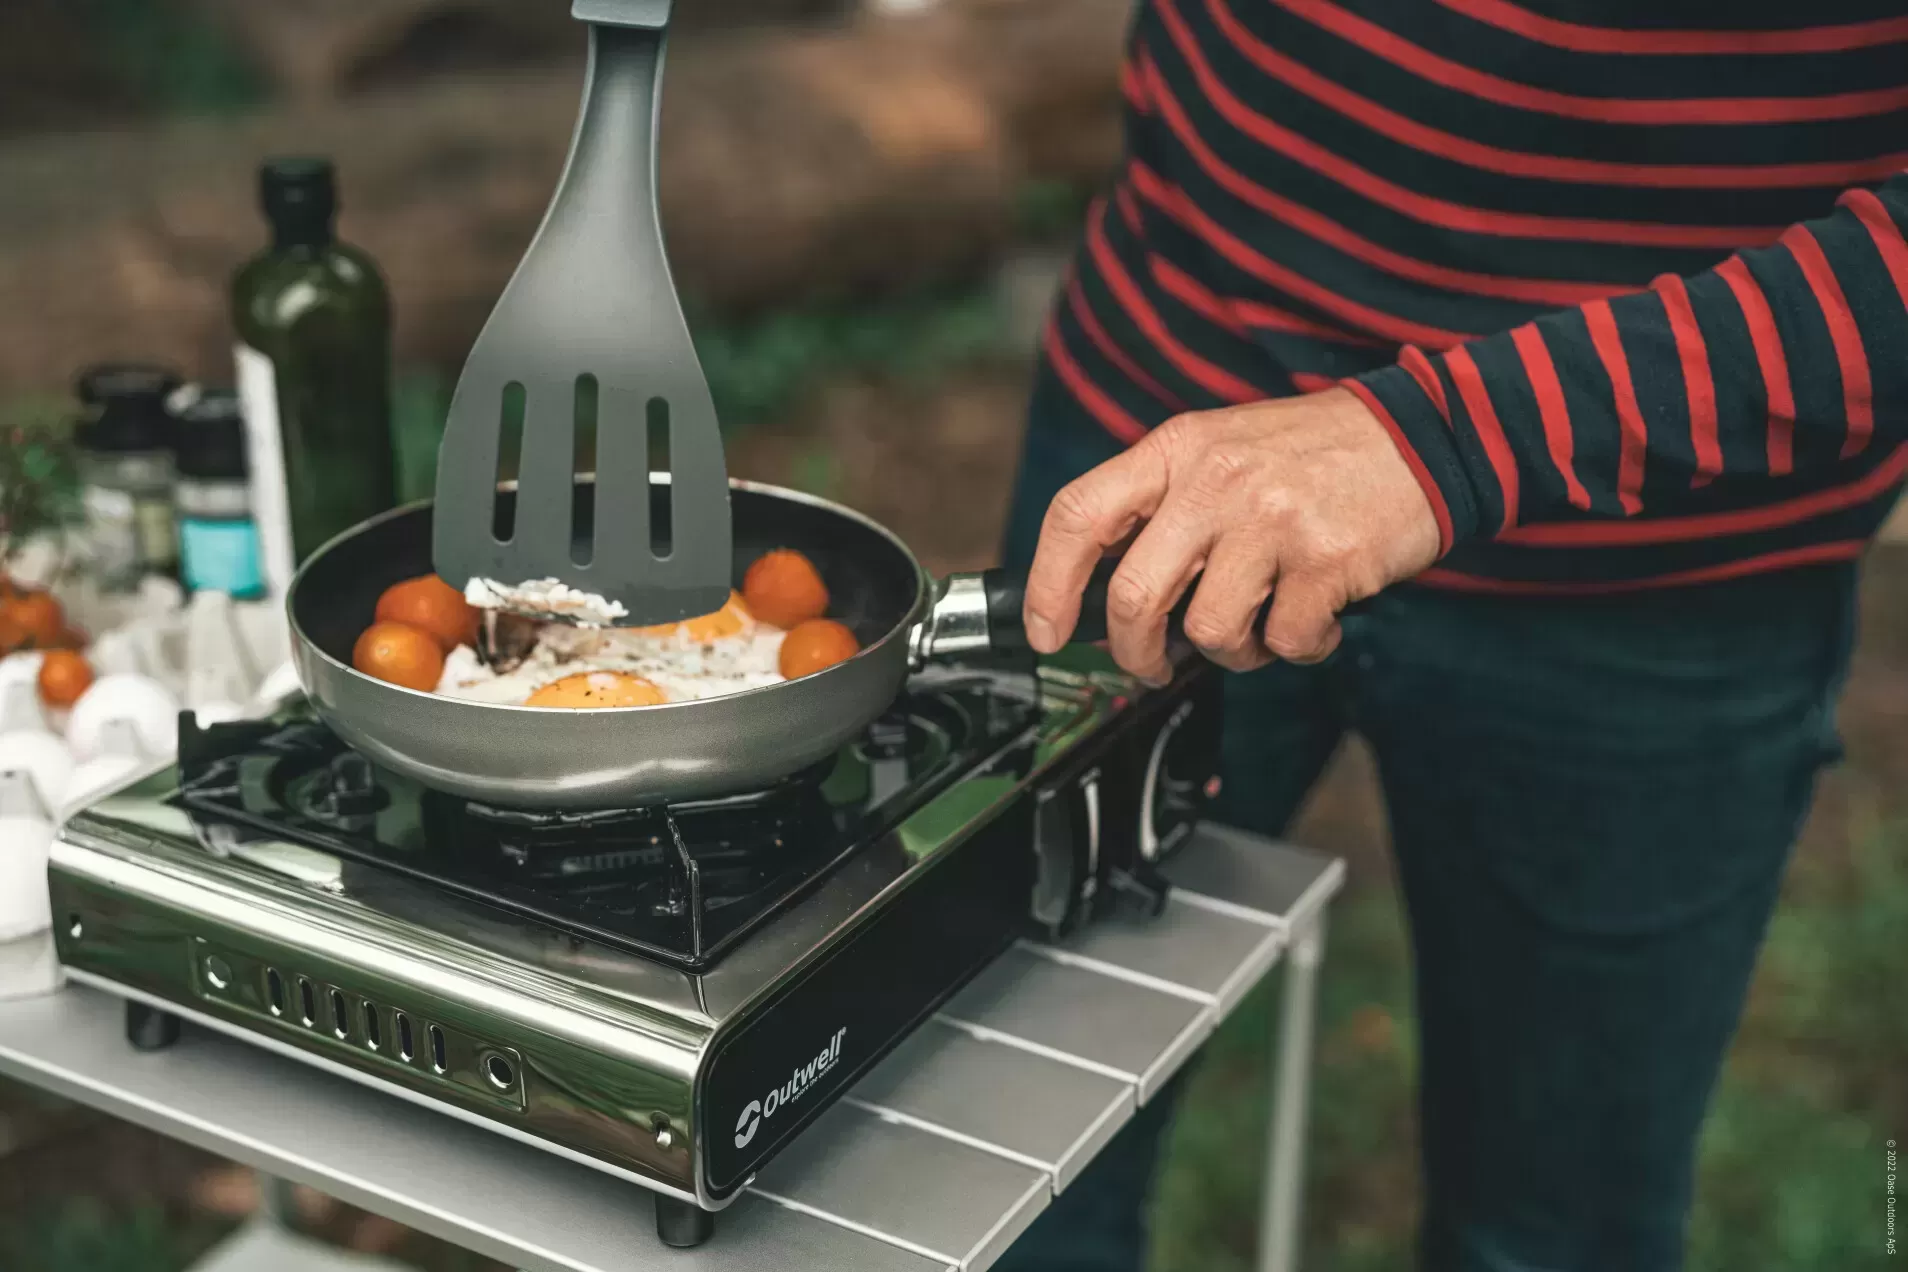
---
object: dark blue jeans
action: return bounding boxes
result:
[993,364,1858,1272]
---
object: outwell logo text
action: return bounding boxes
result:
[733,1027,847,1149]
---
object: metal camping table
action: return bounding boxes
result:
[0,824,1342,1272]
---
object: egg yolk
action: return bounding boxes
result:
[630,590,752,642]
[525,671,669,708]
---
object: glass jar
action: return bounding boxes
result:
[74,364,181,591]
[172,388,264,599]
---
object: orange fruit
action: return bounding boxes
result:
[37,649,95,708]
[0,589,63,649]
[375,575,478,652]
[0,611,25,657]
[743,549,829,630]
[778,618,860,679]
[352,621,446,691]
[526,671,669,708]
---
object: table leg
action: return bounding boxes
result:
[1257,912,1325,1272]
[256,1172,300,1230]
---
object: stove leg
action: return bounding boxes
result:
[125,1001,182,1052]
[654,1195,715,1248]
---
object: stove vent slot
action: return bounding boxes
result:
[191,942,525,1112]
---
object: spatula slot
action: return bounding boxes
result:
[571,373,600,565]
[646,396,673,559]
[493,381,527,542]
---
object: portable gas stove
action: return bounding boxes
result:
[47,651,1220,1246]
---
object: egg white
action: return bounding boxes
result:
[434,612,787,706]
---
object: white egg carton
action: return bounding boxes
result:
[0,559,300,1000]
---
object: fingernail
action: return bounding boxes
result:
[1026,613,1058,653]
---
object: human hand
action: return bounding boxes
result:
[1022,387,1441,681]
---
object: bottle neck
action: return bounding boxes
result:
[270,215,335,253]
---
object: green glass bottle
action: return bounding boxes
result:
[232,156,396,599]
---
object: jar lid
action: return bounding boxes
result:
[172,388,249,480]
[74,363,182,453]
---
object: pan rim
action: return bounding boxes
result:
[288,478,931,716]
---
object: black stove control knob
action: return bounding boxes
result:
[1106,861,1171,919]
[1139,691,1220,863]
[1029,786,1082,940]
[1030,766,1103,940]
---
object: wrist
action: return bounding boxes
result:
[1341,367,1480,555]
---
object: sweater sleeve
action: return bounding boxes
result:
[1343,170,1908,553]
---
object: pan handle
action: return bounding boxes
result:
[907,561,1370,664]
[979,560,1128,648]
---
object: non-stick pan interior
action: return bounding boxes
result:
[293,482,925,668]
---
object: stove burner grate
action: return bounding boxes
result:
[172,678,1039,971]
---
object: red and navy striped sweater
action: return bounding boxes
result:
[1047,0,1908,592]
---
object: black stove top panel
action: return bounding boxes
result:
[173,676,1042,972]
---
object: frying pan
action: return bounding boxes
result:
[289,479,1106,809]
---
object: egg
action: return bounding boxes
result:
[435,591,788,707]
[526,672,669,709]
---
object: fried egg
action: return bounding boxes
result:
[434,591,787,707]
[525,671,668,708]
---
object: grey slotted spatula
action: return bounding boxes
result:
[433,0,730,627]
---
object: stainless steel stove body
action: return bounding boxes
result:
[47,651,1221,1229]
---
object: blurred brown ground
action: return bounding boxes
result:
[0,0,1126,396]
